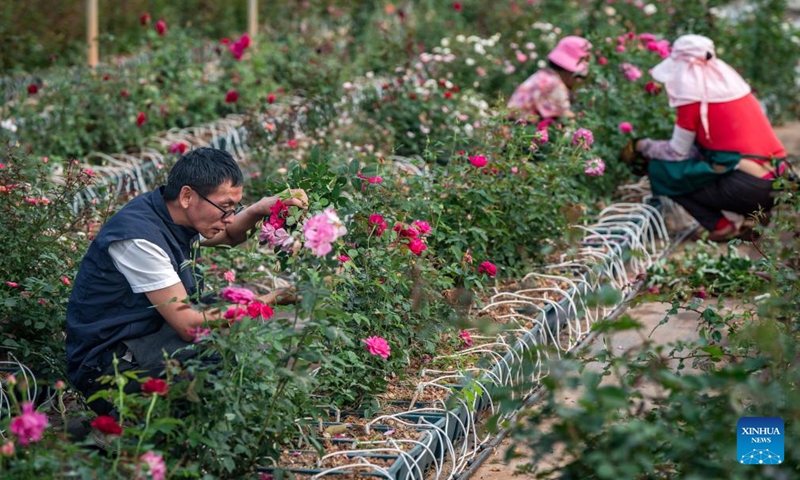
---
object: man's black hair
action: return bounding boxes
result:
[163,148,243,200]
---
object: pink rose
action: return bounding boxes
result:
[1,441,14,457]
[618,122,633,133]
[303,209,347,257]
[458,330,473,348]
[140,451,166,480]
[621,62,642,81]
[585,158,606,176]
[9,402,48,446]
[221,286,256,304]
[412,220,431,235]
[223,270,236,283]
[188,326,211,343]
[572,128,594,149]
[468,155,488,167]
[533,128,549,145]
[362,336,391,359]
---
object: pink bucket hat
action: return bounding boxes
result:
[547,36,592,75]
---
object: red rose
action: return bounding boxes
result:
[27,84,38,95]
[141,378,169,396]
[452,2,463,12]
[140,13,151,26]
[267,93,276,104]
[121,89,130,98]
[155,20,167,36]
[238,33,251,49]
[225,89,239,103]
[444,91,452,99]
[136,111,146,126]
[269,200,288,228]
[644,81,662,95]
[368,214,388,237]
[246,301,274,320]
[91,415,122,435]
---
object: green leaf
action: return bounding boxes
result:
[700,345,723,359]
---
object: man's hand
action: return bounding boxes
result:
[279,188,309,210]
[251,189,309,217]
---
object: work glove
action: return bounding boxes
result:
[619,138,648,177]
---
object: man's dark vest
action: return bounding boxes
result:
[66,187,199,389]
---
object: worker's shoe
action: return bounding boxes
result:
[706,223,738,242]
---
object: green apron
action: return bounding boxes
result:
[648,148,782,197]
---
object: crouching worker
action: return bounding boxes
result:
[632,34,787,241]
[66,147,308,415]
[507,35,592,124]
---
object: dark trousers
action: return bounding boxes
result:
[671,171,775,231]
[81,322,204,416]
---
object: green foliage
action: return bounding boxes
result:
[500,194,800,478]
[647,241,767,298]
[0,147,102,378]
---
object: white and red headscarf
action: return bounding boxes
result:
[650,34,750,139]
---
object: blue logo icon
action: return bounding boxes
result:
[737,417,784,465]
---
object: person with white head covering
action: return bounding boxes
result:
[507,36,592,124]
[634,34,787,241]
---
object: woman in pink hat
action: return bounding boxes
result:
[634,34,787,241]
[507,36,592,123]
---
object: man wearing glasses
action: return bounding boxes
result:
[66,147,307,414]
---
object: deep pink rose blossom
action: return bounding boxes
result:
[368,214,388,237]
[412,220,432,235]
[469,155,488,167]
[155,20,167,36]
[221,286,256,304]
[407,237,428,256]
[478,261,497,277]
[9,402,47,446]
[618,122,633,133]
[363,336,391,359]
[459,330,473,348]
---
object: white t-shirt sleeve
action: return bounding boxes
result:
[108,239,182,293]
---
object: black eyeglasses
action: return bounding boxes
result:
[193,189,244,220]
